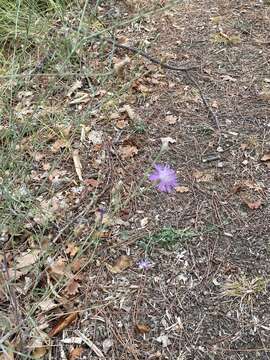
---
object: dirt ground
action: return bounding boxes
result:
[1,0,270,359]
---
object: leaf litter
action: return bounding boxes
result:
[2,1,270,359]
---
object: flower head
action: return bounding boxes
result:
[137,258,152,270]
[148,164,178,192]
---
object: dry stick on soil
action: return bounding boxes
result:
[184,70,221,134]
[104,37,198,72]
[105,37,221,136]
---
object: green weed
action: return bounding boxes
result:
[139,227,197,252]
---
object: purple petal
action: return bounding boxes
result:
[148,164,178,192]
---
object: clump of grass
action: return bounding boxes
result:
[139,227,197,252]
[222,276,268,303]
[0,0,71,47]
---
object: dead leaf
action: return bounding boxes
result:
[72,149,83,182]
[156,334,171,347]
[32,344,47,359]
[121,104,136,121]
[51,139,69,153]
[65,278,80,296]
[176,186,190,193]
[67,80,83,98]
[84,178,99,187]
[48,312,78,337]
[116,119,129,129]
[48,257,67,279]
[39,299,58,312]
[106,255,133,274]
[140,217,149,227]
[6,268,24,281]
[241,197,263,210]
[66,243,79,257]
[88,130,103,145]
[31,334,49,359]
[119,145,138,159]
[261,153,270,162]
[102,338,113,354]
[69,347,84,360]
[16,249,40,270]
[33,152,45,161]
[113,56,131,76]
[165,115,177,125]
[71,258,85,273]
[161,137,176,151]
[135,323,151,334]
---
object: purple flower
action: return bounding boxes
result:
[138,258,152,270]
[148,164,178,192]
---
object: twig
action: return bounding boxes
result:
[104,37,198,72]
[74,330,105,358]
[184,70,221,134]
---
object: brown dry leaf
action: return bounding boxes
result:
[66,243,79,257]
[88,130,103,145]
[32,344,47,359]
[48,257,67,279]
[165,115,177,125]
[119,145,138,159]
[84,178,99,187]
[6,268,24,281]
[135,323,151,334]
[72,149,83,182]
[69,347,84,360]
[42,163,51,171]
[176,186,190,193]
[261,153,270,162]
[113,56,131,76]
[71,258,86,273]
[16,249,40,270]
[242,197,263,210]
[67,80,83,98]
[121,104,136,121]
[116,119,129,129]
[33,152,45,162]
[65,278,80,296]
[39,299,58,312]
[106,255,133,274]
[161,136,176,151]
[48,312,78,337]
[51,139,69,153]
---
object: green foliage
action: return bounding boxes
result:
[139,227,197,252]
